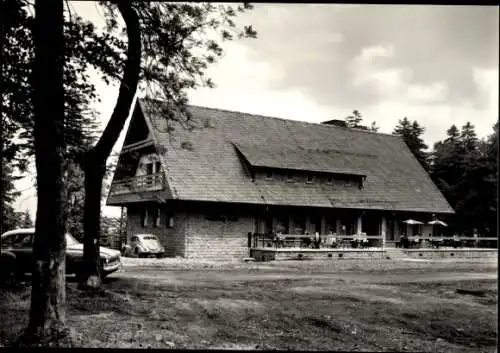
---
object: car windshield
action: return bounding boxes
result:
[66,233,80,246]
[142,236,157,240]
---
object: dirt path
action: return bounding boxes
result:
[112,268,497,286]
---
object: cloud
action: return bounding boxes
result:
[188,42,341,122]
[406,82,448,104]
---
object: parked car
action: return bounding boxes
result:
[0,228,121,280]
[126,234,164,258]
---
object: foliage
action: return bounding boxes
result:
[20,210,34,228]
[430,122,498,236]
[84,2,258,127]
[1,0,101,164]
[344,110,379,132]
[393,117,429,171]
[0,164,22,233]
[100,216,122,248]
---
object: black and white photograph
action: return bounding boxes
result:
[1,1,498,350]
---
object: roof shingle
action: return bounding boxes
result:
[113,99,454,214]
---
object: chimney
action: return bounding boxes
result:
[321,119,347,128]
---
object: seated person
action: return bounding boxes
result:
[329,232,338,248]
[302,232,312,248]
[313,232,321,249]
[400,234,409,249]
[274,231,284,248]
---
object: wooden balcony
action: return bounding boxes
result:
[109,173,165,195]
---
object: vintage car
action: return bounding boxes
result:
[124,233,165,258]
[0,228,121,279]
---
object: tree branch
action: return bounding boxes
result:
[93,0,141,161]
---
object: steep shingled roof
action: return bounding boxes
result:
[108,98,454,214]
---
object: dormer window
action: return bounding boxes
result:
[359,176,366,190]
[306,175,314,184]
[265,171,273,179]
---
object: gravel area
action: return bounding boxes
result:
[120,255,497,273]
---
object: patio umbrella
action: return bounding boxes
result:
[403,219,423,225]
[428,220,448,227]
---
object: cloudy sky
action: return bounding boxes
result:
[14,3,499,219]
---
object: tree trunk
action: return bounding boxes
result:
[79,153,106,289]
[17,0,68,345]
[79,1,141,290]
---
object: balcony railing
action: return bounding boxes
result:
[109,173,165,195]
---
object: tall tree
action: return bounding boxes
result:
[344,110,379,131]
[1,0,257,291]
[345,110,364,129]
[481,122,498,236]
[430,122,497,236]
[0,164,22,233]
[77,2,257,289]
[80,1,141,289]
[430,125,463,204]
[18,0,68,344]
[393,117,429,171]
[1,0,101,240]
[0,0,31,235]
[21,210,34,228]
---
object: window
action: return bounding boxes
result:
[10,233,33,248]
[292,214,306,235]
[344,180,352,187]
[1,232,30,248]
[166,212,175,228]
[141,208,149,227]
[265,171,273,179]
[154,161,162,184]
[275,214,288,234]
[306,175,314,184]
[145,163,153,175]
[152,206,160,228]
[326,175,334,185]
[286,173,294,182]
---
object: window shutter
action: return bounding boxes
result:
[166,213,174,228]
[144,208,149,227]
[156,208,161,227]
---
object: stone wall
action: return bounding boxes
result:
[184,211,254,261]
[405,249,498,259]
[126,204,186,257]
[251,249,386,261]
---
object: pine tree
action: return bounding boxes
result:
[345,110,365,129]
[344,110,379,131]
[393,117,429,171]
[430,122,497,236]
[21,210,34,228]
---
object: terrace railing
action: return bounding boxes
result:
[396,236,498,249]
[251,233,384,249]
[109,173,165,195]
[251,233,498,250]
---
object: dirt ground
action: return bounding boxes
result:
[0,257,497,351]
